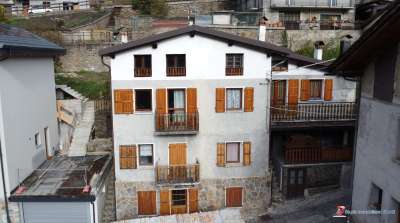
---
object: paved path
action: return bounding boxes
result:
[68,101,94,157]
[258,189,352,223]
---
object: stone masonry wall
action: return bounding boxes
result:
[167,0,232,18]
[115,176,270,221]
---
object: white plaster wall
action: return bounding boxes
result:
[110,35,270,182]
[110,34,270,81]
[0,58,59,194]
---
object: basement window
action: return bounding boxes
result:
[138,144,153,166]
[135,89,152,112]
[172,189,187,206]
[369,183,383,211]
[34,133,41,147]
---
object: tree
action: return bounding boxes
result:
[132,0,168,17]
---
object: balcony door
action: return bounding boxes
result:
[169,143,187,184]
[286,168,306,199]
[167,89,185,124]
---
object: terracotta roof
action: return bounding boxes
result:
[99,25,325,66]
[329,1,400,75]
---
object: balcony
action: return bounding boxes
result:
[284,146,353,164]
[167,67,186,76]
[226,67,243,76]
[271,102,357,129]
[134,67,152,77]
[155,111,199,135]
[270,0,353,9]
[156,163,200,185]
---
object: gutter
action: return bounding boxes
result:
[0,138,11,223]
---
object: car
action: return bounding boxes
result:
[28,5,53,14]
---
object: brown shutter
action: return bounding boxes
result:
[243,142,251,166]
[156,89,167,113]
[244,87,254,112]
[138,191,156,215]
[188,188,199,213]
[114,89,133,114]
[159,190,171,215]
[217,143,225,167]
[119,145,137,169]
[187,88,197,113]
[226,187,243,207]
[324,79,333,101]
[215,88,225,113]
[300,80,310,101]
[288,80,299,105]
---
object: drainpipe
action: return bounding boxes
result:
[91,201,96,223]
[0,138,11,223]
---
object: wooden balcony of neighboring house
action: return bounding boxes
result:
[134,67,152,77]
[166,67,186,76]
[271,102,357,129]
[284,146,353,164]
[155,163,200,185]
[155,111,199,135]
[225,67,243,76]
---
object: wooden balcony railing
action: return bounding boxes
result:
[155,111,199,133]
[156,164,200,184]
[226,67,243,76]
[134,67,152,77]
[271,102,357,122]
[167,67,186,76]
[284,147,353,164]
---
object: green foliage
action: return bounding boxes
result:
[55,71,110,99]
[0,6,8,23]
[295,40,341,61]
[132,0,167,17]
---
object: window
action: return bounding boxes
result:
[135,89,152,111]
[138,144,153,166]
[330,0,337,6]
[226,54,243,76]
[43,1,50,8]
[34,133,41,147]
[369,184,383,211]
[226,142,240,163]
[226,88,242,110]
[309,80,322,99]
[134,55,152,77]
[166,54,186,76]
[119,145,137,169]
[226,187,243,207]
[172,189,187,206]
[138,191,156,215]
[374,45,397,102]
[168,89,185,113]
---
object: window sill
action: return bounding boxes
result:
[138,166,154,170]
[225,163,243,168]
[135,111,153,115]
[225,109,244,113]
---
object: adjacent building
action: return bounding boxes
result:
[99,25,345,221]
[330,2,400,223]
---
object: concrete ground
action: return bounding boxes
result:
[256,189,352,223]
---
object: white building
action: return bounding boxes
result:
[331,2,400,223]
[99,25,337,221]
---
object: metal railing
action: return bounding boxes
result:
[134,67,152,77]
[155,111,199,132]
[156,163,200,184]
[166,67,186,76]
[270,0,353,8]
[226,67,243,76]
[284,146,353,164]
[271,102,357,122]
[11,0,90,17]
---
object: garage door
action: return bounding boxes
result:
[22,202,91,223]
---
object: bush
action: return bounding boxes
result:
[132,0,167,17]
[295,40,340,61]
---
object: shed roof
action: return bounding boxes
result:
[0,24,65,57]
[99,25,326,67]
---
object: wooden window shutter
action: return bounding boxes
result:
[243,142,251,166]
[156,89,167,114]
[300,80,310,101]
[119,145,137,169]
[188,188,199,213]
[324,79,333,101]
[159,190,171,215]
[217,143,226,167]
[226,187,243,207]
[244,87,254,112]
[138,191,156,215]
[215,88,225,113]
[114,89,134,114]
[187,88,197,113]
[288,80,299,105]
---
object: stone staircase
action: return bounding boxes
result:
[102,163,116,223]
[68,101,95,157]
[56,85,88,102]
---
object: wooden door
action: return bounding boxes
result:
[286,168,306,199]
[169,144,187,182]
[137,191,156,215]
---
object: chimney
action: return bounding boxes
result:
[121,32,128,43]
[313,41,325,60]
[258,17,267,41]
[340,34,353,55]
